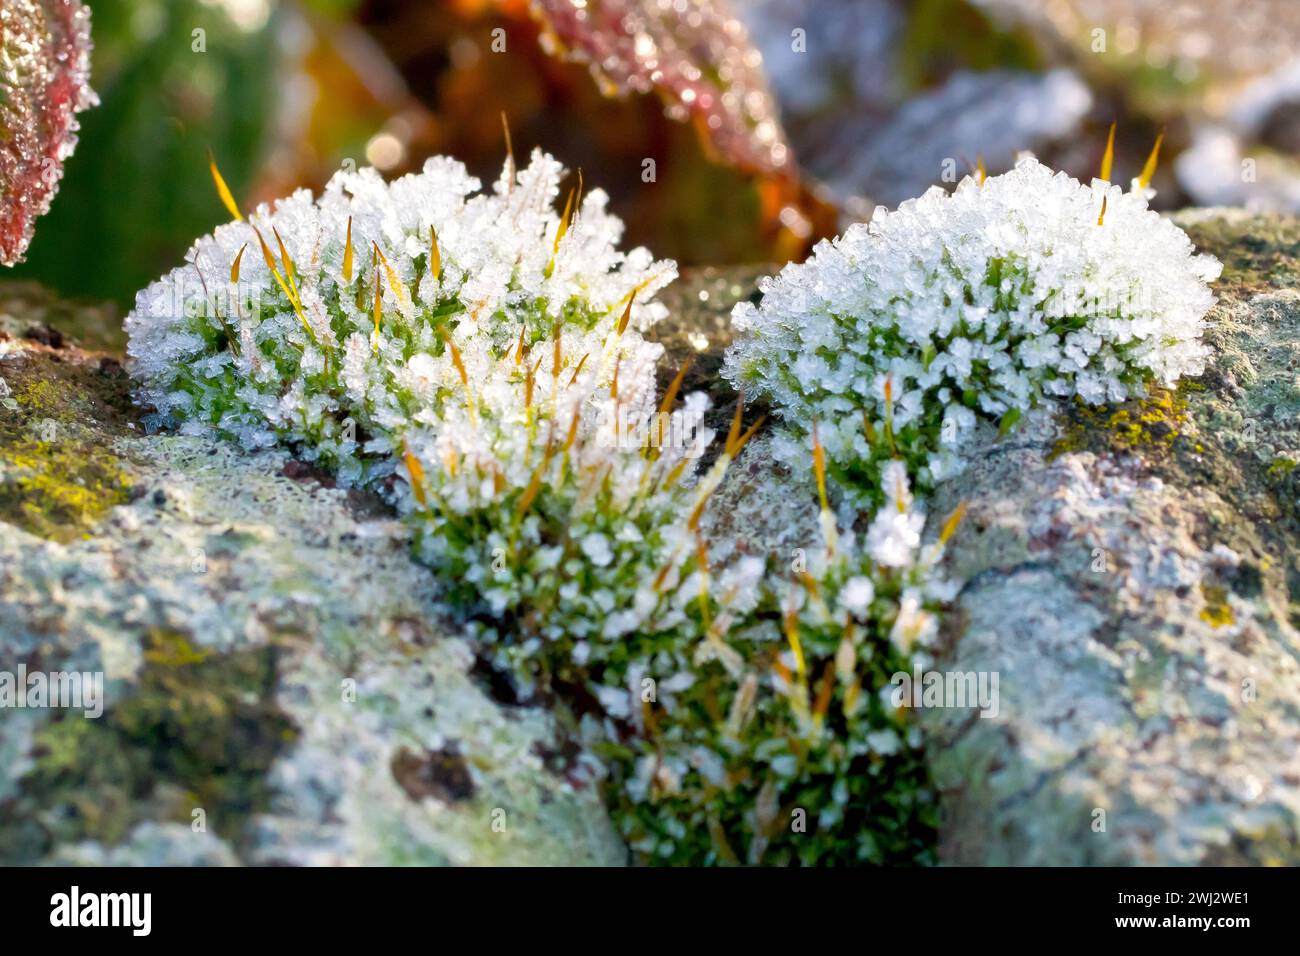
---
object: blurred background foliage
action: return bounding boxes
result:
[12,0,279,306]
[8,0,1300,324]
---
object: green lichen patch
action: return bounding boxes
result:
[1178,213,1300,305]
[0,629,298,864]
[0,342,136,541]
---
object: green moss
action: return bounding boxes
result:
[0,347,136,541]
[0,629,298,863]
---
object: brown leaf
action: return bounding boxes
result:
[529,0,794,177]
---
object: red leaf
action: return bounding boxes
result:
[0,0,97,267]
[529,0,794,177]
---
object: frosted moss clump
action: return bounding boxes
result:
[724,157,1223,503]
[611,461,958,865]
[402,315,728,698]
[126,148,743,691]
[127,149,676,487]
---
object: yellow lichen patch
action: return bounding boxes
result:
[1049,386,1190,461]
[0,347,136,542]
[1266,457,1297,480]
[142,629,213,668]
[1199,583,1234,628]
[0,438,132,541]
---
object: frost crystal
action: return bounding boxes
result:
[0,0,97,266]
[724,157,1223,502]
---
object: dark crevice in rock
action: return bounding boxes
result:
[468,651,532,709]
[994,746,1090,815]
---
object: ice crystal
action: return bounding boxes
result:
[0,0,97,266]
[724,157,1223,504]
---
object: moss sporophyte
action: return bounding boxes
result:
[125,134,1217,864]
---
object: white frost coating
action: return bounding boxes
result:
[123,148,732,668]
[126,149,676,489]
[724,157,1223,501]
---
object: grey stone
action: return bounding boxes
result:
[0,314,623,865]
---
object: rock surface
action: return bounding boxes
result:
[0,297,623,865]
[691,212,1300,865]
[2,211,1298,865]
[922,210,1300,865]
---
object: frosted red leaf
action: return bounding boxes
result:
[0,0,97,266]
[529,0,793,176]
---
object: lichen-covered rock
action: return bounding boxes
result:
[0,302,623,865]
[922,210,1300,865]
[670,213,1300,865]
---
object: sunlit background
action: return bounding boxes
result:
[12,0,1300,330]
